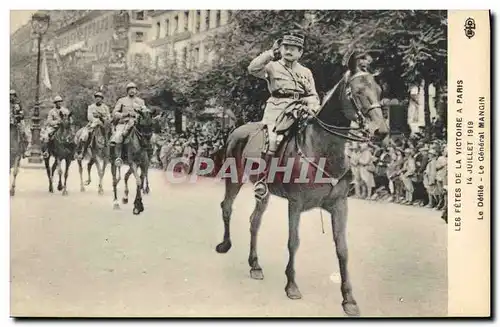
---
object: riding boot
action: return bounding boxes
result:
[254,152,274,201]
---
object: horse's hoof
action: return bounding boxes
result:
[122,197,128,204]
[49,187,54,193]
[57,184,63,191]
[113,203,120,210]
[80,186,85,192]
[144,187,150,195]
[84,180,91,186]
[62,190,68,196]
[250,269,264,280]
[285,284,302,300]
[98,189,104,196]
[215,241,232,253]
[133,207,141,215]
[342,301,360,317]
[10,189,15,197]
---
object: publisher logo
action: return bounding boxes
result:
[464,17,476,39]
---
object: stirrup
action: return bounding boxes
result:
[254,179,269,201]
[115,157,123,166]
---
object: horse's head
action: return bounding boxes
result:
[342,70,389,140]
[320,67,389,143]
[58,110,73,129]
[134,106,154,134]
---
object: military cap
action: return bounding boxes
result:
[10,89,16,95]
[94,91,104,98]
[126,82,137,90]
[281,32,305,48]
[53,95,63,103]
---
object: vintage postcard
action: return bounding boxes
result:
[9,9,490,318]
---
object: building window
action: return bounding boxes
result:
[135,31,144,42]
[135,11,145,20]
[184,11,189,32]
[195,10,201,33]
[216,10,221,27]
[205,10,210,30]
[172,49,177,66]
[228,10,232,21]
[165,19,170,36]
[156,22,161,39]
[174,15,179,33]
[155,55,159,69]
[104,18,109,30]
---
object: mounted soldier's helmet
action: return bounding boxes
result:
[126,82,137,90]
[281,32,305,49]
[10,89,16,96]
[94,91,104,99]
[53,95,63,103]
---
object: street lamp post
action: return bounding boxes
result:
[28,13,50,164]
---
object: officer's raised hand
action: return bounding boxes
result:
[271,38,282,61]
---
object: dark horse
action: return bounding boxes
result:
[75,114,111,195]
[44,111,76,195]
[110,108,153,214]
[216,68,389,317]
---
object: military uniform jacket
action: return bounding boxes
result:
[112,96,145,124]
[46,107,71,127]
[248,50,320,109]
[88,103,111,123]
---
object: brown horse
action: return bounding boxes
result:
[215,68,389,317]
[110,108,152,214]
[75,115,111,195]
[10,117,26,196]
[44,111,76,195]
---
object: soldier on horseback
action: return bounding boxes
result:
[247,31,320,197]
[10,89,30,157]
[76,91,111,160]
[41,95,72,159]
[110,82,146,167]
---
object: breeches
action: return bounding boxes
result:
[261,105,284,153]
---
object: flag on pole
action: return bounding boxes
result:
[42,50,52,90]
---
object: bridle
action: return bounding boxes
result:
[294,70,382,189]
[311,70,381,142]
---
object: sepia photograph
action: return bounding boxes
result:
[8,8,489,318]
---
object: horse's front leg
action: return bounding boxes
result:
[122,167,132,204]
[328,197,359,316]
[248,193,269,280]
[45,157,54,193]
[96,158,105,195]
[62,158,71,196]
[78,158,85,192]
[10,155,21,196]
[85,158,94,186]
[111,162,120,210]
[131,163,144,215]
[56,159,63,191]
[285,200,303,300]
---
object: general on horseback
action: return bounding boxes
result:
[75,91,112,194]
[247,32,320,199]
[216,31,389,317]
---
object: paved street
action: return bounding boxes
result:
[10,160,447,317]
